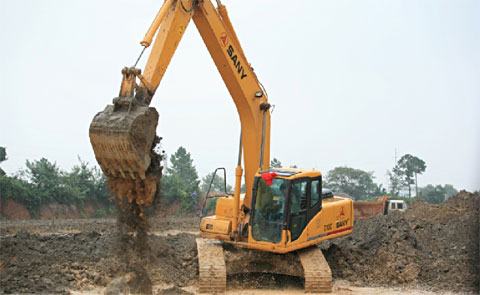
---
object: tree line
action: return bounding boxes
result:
[0,145,461,218]
[270,155,458,204]
[0,146,223,215]
[0,153,111,214]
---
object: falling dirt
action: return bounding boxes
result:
[0,191,478,294]
[108,202,153,294]
[92,108,164,294]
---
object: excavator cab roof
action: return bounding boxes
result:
[258,168,322,180]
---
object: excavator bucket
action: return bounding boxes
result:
[89,101,161,208]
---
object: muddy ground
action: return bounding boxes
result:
[0,191,479,294]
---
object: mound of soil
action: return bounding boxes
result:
[323,190,480,292]
[0,229,198,294]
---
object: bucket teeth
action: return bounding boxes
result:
[89,103,161,206]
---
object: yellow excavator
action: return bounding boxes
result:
[89,0,353,293]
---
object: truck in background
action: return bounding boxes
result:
[354,196,407,220]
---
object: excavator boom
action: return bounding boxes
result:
[89,0,270,211]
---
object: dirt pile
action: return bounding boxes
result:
[323,190,479,292]
[405,190,479,290]
[0,219,198,294]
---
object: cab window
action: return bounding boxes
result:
[310,180,321,208]
[291,181,307,213]
[254,178,286,222]
[252,177,287,244]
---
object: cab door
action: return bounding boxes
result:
[250,177,287,244]
[288,179,308,241]
[288,177,323,242]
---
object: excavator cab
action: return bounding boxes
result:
[250,169,324,246]
[200,167,353,253]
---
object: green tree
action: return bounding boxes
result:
[393,154,426,197]
[66,158,110,204]
[0,147,6,176]
[21,158,80,204]
[0,176,37,210]
[387,170,402,195]
[161,174,187,203]
[167,146,199,187]
[270,158,282,168]
[200,172,232,193]
[418,184,458,204]
[442,184,458,200]
[0,147,6,162]
[324,166,380,200]
[161,146,200,212]
[1,156,113,215]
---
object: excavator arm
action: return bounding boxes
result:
[89,0,270,214]
[141,0,271,208]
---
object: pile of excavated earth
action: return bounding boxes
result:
[0,191,478,294]
[323,190,479,292]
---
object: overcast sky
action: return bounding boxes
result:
[1,0,479,193]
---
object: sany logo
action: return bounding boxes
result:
[339,206,346,219]
[220,32,228,47]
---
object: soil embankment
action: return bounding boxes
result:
[323,190,479,292]
[0,198,113,220]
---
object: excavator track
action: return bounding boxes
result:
[196,238,226,294]
[298,246,332,293]
[197,239,332,294]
